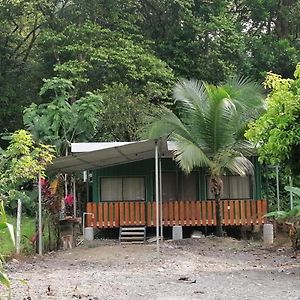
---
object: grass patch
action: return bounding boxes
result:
[0,215,35,257]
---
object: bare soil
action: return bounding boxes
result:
[3,237,300,300]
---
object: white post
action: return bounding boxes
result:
[38,173,43,255]
[289,176,294,210]
[73,176,77,218]
[16,199,22,255]
[159,157,163,240]
[276,166,280,211]
[155,142,160,256]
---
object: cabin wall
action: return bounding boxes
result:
[92,157,262,202]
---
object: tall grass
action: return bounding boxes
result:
[0,215,35,257]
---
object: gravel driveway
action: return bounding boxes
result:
[3,237,300,300]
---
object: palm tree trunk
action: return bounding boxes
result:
[215,193,222,237]
[211,176,223,237]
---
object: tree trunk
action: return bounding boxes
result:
[211,176,223,237]
[215,193,222,237]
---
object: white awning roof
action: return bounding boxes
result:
[48,139,171,173]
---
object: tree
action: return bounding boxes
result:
[0,129,55,205]
[37,1,174,102]
[145,78,264,236]
[23,77,102,155]
[139,0,247,83]
[245,64,300,176]
[94,83,160,142]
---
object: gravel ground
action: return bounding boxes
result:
[2,237,300,300]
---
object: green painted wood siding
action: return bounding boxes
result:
[92,157,262,202]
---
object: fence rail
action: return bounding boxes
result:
[86,199,267,228]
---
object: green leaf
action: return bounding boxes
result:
[285,186,300,197]
[0,270,10,289]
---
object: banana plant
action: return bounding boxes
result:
[0,200,15,295]
[264,186,300,219]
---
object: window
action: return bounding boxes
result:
[207,175,251,199]
[162,172,177,201]
[161,172,197,201]
[100,177,145,201]
[178,172,197,201]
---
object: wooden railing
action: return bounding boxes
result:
[86,199,267,228]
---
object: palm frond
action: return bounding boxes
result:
[218,153,254,176]
[173,79,208,112]
[172,134,211,173]
[201,90,238,154]
[223,75,265,115]
[231,140,256,156]
[143,107,195,143]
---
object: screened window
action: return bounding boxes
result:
[207,175,251,199]
[162,172,177,201]
[100,177,145,201]
[178,172,197,201]
[161,172,197,201]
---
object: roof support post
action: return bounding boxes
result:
[159,156,163,240]
[155,141,160,256]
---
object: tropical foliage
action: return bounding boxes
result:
[23,77,102,155]
[246,64,300,176]
[0,201,15,295]
[265,186,300,220]
[1,0,300,139]
[0,130,55,204]
[146,77,264,235]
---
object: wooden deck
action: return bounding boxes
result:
[86,199,267,228]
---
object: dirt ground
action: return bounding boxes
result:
[2,236,300,300]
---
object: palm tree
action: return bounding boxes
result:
[146,78,264,236]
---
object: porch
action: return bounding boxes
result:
[86,199,267,228]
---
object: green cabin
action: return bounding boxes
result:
[50,140,267,229]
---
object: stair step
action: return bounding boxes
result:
[120,227,145,231]
[121,232,145,236]
[121,241,144,244]
[119,226,146,244]
[121,236,145,241]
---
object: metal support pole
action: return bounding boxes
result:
[155,142,160,256]
[289,176,294,210]
[276,166,280,211]
[73,176,77,218]
[159,157,163,240]
[38,173,43,255]
[85,171,90,201]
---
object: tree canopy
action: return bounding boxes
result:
[246,64,300,175]
[1,0,300,140]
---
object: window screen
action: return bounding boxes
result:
[162,172,177,201]
[100,177,145,201]
[101,178,122,201]
[123,177,145,200]
[178,172,197,201]
[207,175,251,199]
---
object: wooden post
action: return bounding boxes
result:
[38,173,43,255]
[16,199,22,255]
